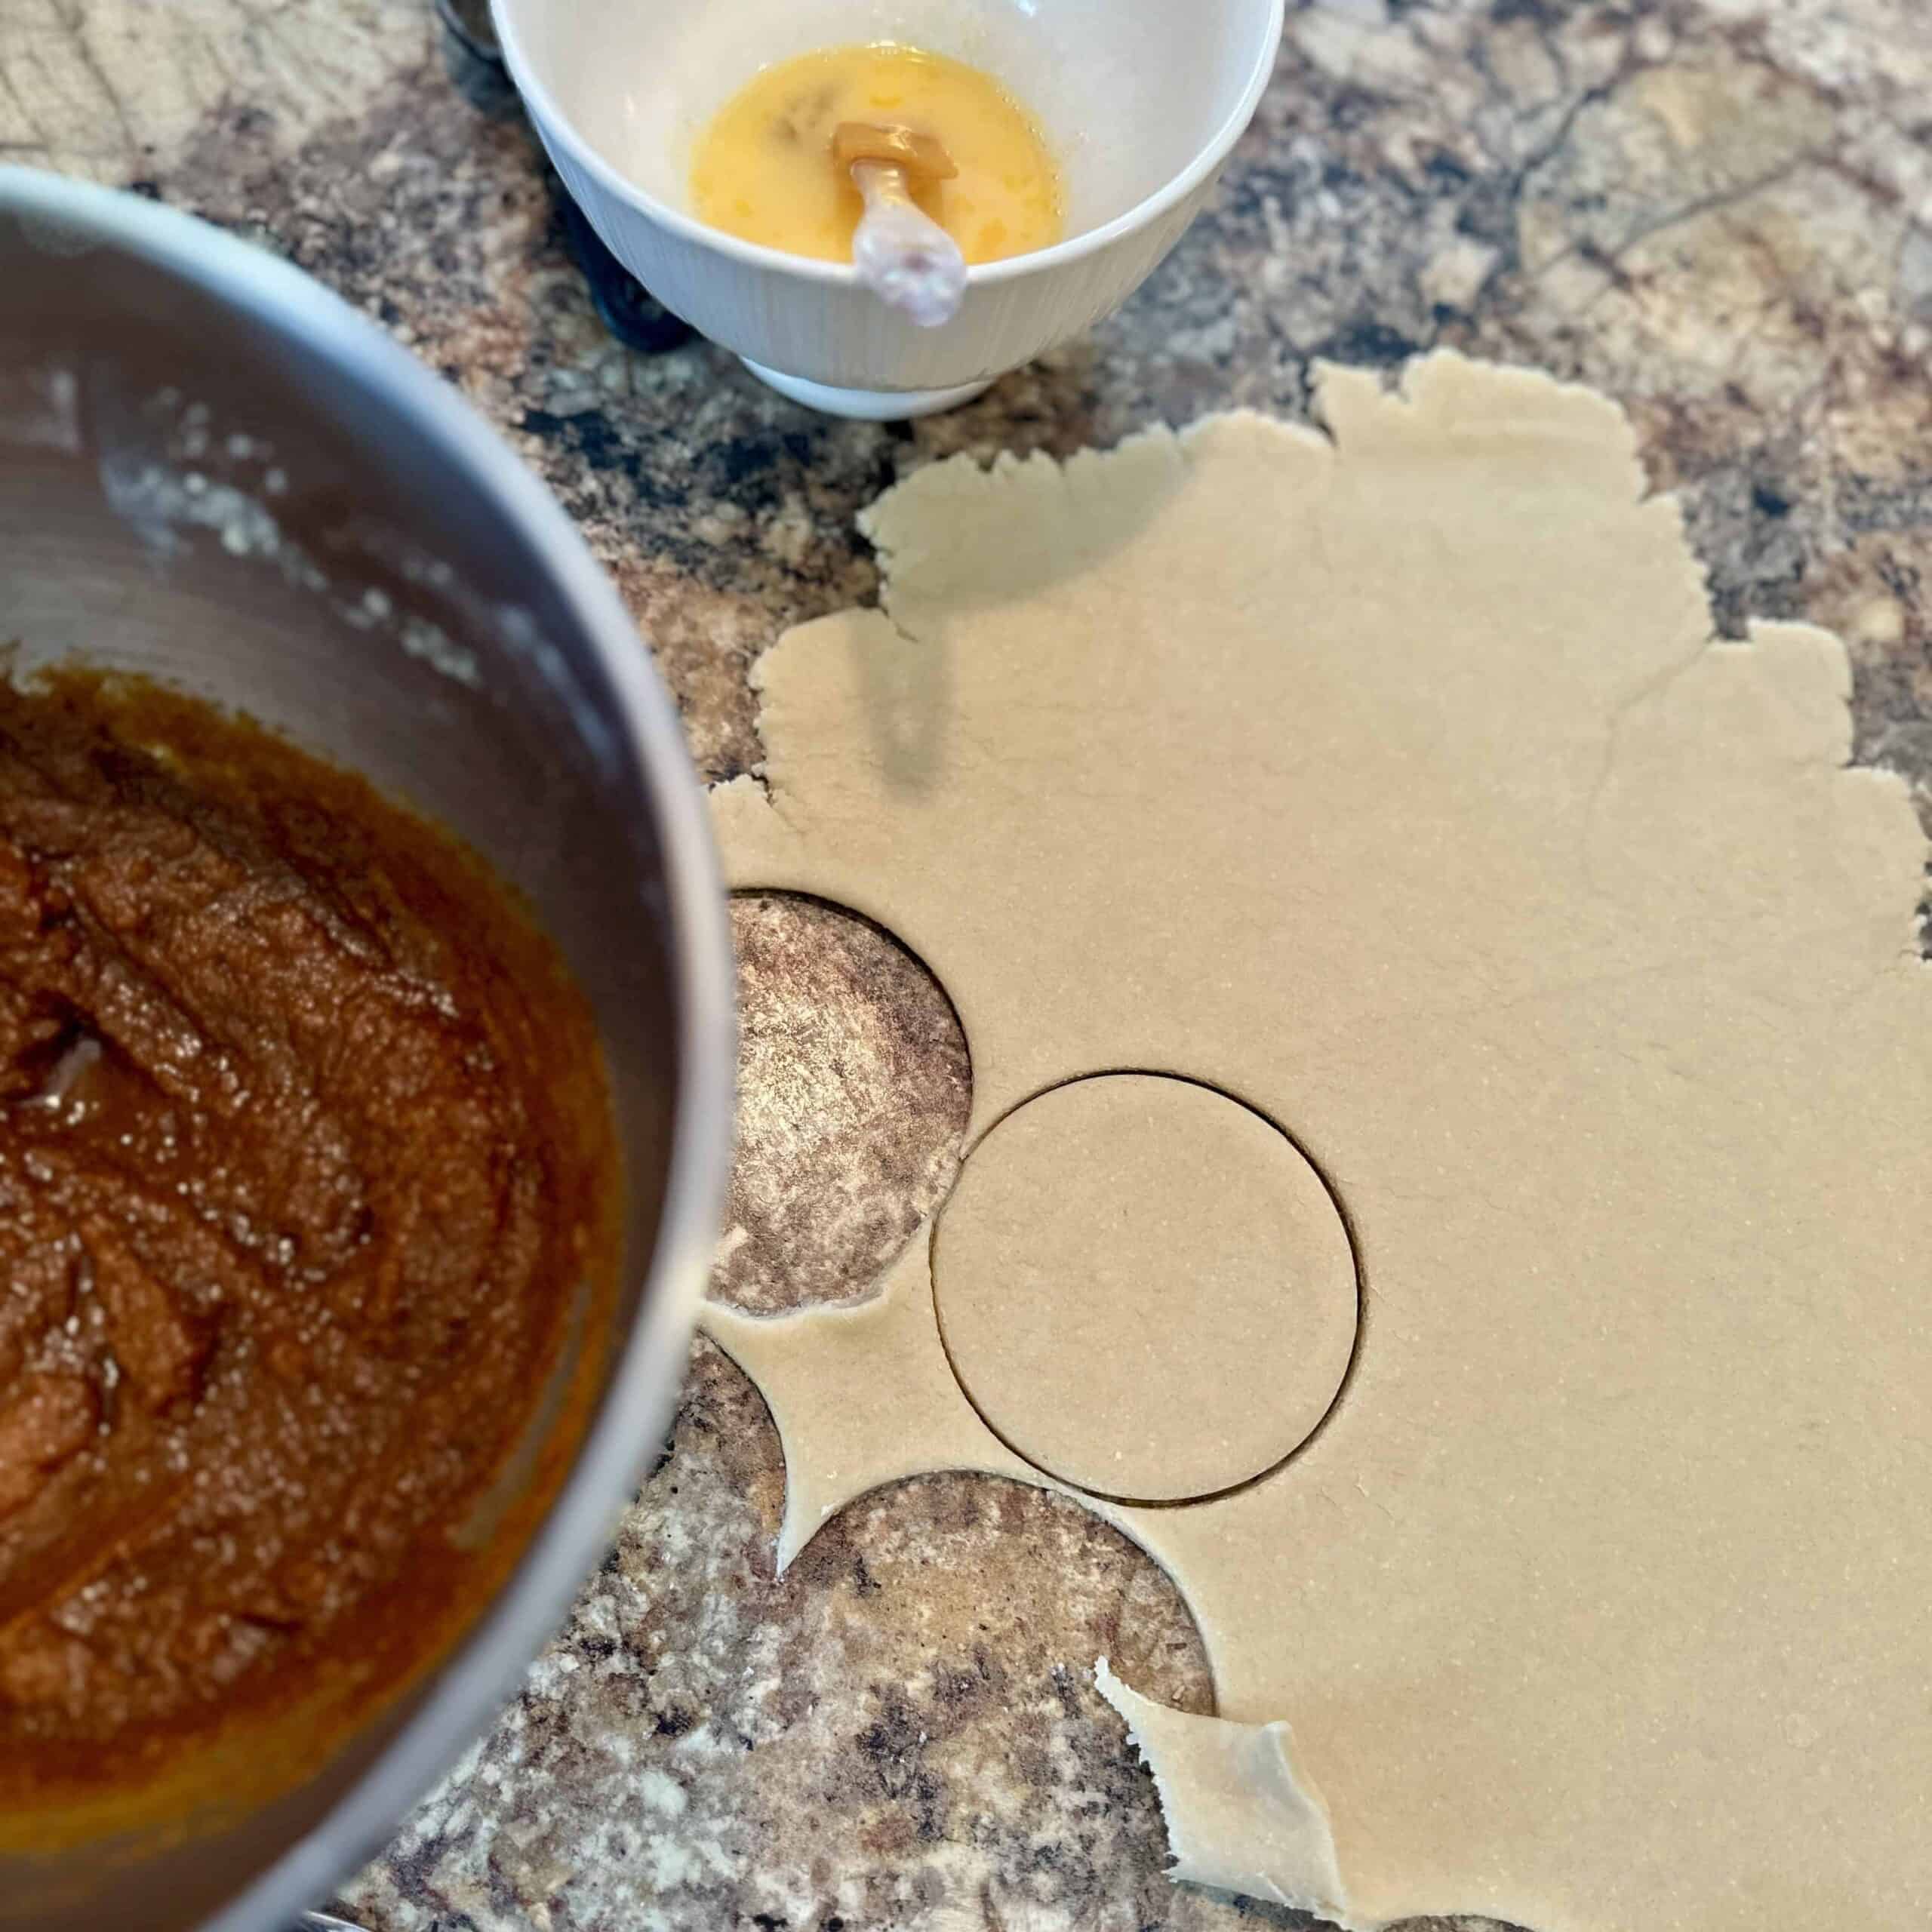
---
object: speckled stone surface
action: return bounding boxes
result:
[8,2,1930,1927]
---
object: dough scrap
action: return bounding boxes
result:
[1094,1657,1349,1923]
[703,353,1932,1930]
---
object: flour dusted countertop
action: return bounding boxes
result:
[8,2,1929,1927]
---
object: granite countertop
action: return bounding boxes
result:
[7,2,1930,1927]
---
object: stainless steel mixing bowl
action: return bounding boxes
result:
[0,168,734,1932]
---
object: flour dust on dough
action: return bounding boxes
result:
[701,353,1932,1931]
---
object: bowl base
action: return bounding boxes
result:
[741,358,993,421]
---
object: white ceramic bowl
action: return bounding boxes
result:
[493,0,1284,418]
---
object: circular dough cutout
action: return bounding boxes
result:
[932,1074,1358,1503]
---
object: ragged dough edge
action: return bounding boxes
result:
[1094,1659,1369,1930]
[718,359,1927,970]
[731,348,1665,848]
[1309,349,1650,502]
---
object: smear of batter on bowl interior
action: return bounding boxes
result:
[703,352,1932,1930]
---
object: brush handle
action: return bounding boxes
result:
[850,162,967,328]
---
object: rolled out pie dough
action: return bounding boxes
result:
[703,354,1932,1930]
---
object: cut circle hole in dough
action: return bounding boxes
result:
[718,892,971,1315]
[931,1074,1360,1503]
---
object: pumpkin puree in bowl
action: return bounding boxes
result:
[0,671,620,1826]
